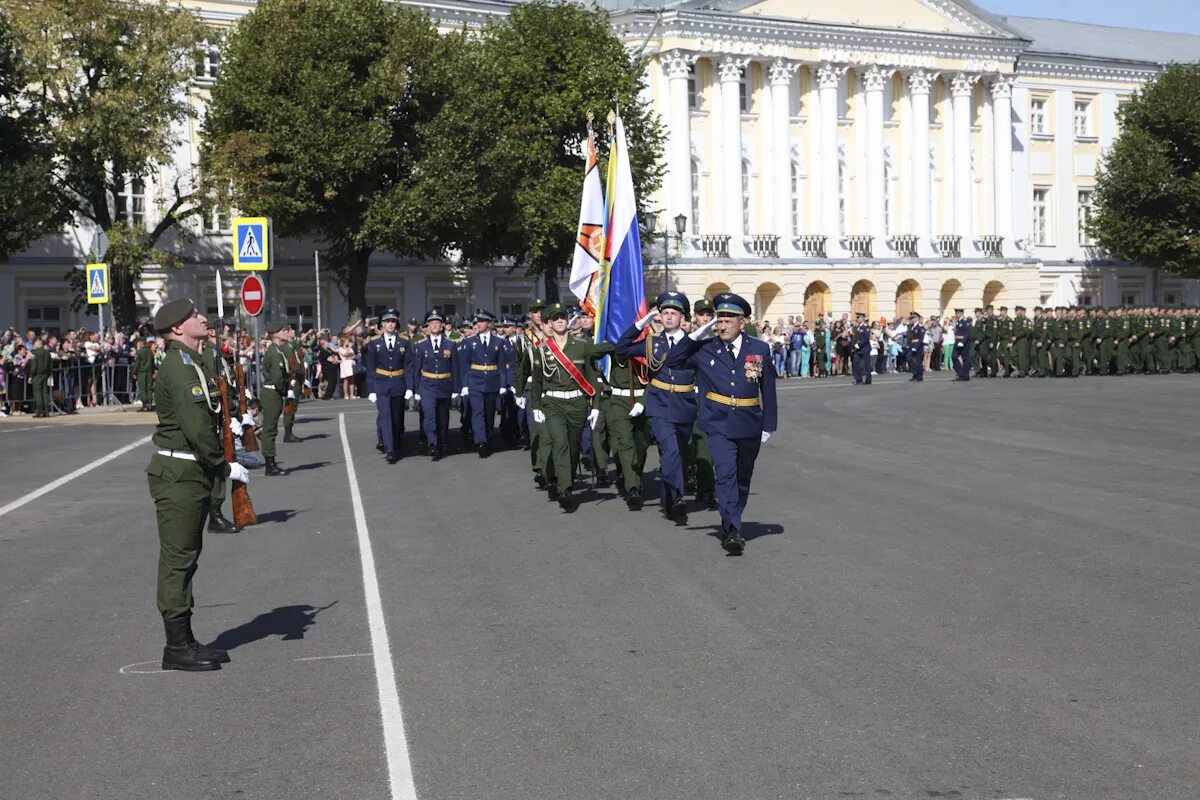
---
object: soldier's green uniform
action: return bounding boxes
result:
[1160,312,1181,373]
[134,343,155,410]
[279,338,303,441]
[28,343,52,416]
[1113,310,1132,375]
[260,323,289,472]
[514,328,549,483]
[1048,310,1067,376]
[1010,308,1031,376]
[1030,309,1050,377]
[1128,311,1147,373]
[145,298,233,671]
[1139,312,1159,373]
[1182,311,1199,372]
[1065,312,1085,376]
[970,311,988,376]
[1094,311,1115,375]
[994,310,1013,376]
[529,304,612,510]
[201,340,241,533]
[594,347,650,506]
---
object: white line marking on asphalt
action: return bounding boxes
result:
[339,412,418,800]
[0,424,56,433]
[292,652,373,662]
[0,434,152,519]
[119,660,170,675]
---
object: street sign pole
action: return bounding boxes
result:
[314,250,321,332]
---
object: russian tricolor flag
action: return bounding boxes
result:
[595,114,647,356]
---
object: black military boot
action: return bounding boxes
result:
[182,615,231,664]
[534,471,548,490]
[558,490,580,513]
[265,457,284,476]
[283,427,301,443]
[721,527,745,555]
[625,486,643,510]
[208,510,240,534]
[162,617,221,672]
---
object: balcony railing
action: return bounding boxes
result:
[794,235,827,258]
[888,235,919,258]
[697,234,730,258]
[842,235,873,258]
[934,234,961,258]
[746,234,779,258]
[977,235,1004,258]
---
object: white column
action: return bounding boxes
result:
[951,72,977,245]
[863,65,887,246]
[806,68,823,236]
[662,50,694,238]
[768,59,799,253]
[908,70,934,254]
[990,76,1014,252]
[1011,84,1031,251]
[816,63,844,253]
[717,56,748,256]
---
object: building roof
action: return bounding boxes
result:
[1000,16,1200,65]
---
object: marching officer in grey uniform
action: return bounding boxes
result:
[409,308,458,459]
[458,309,511,458]
[365,309,414,464]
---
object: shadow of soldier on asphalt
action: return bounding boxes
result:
[693,522,785,542]
[283,461,331,473]
[209,601,338,651]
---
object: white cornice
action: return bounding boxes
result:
[1017,55,1161,83]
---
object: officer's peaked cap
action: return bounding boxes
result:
[474,308,496,322]
[713,292,751,317]
[380,309,400,322]
[424,308,445,323]
[655,291,690,316]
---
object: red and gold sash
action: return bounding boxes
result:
[544,337,596,397]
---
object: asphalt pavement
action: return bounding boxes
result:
[1,373,1198,800]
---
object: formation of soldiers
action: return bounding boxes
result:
[957,305,1200,379]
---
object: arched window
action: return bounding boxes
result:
[690,159,702,235]
[742,159,752,235]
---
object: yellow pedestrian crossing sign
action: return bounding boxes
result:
[233,217,270,271]
[86,263,109,304]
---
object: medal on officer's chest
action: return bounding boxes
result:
[744,354,763,380]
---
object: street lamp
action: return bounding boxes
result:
[643,211,689,291]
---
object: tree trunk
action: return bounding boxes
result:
[110,263,138,330]
[543,265,560,304]
[346,248,373,323]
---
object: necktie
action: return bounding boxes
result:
[432,338,440,350]
[727,341,736,361]
[482,334,489,348]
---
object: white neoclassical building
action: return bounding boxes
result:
[3,0,1199,333]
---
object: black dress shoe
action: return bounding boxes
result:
[596,474,612,489]
[547,483,561,501]
[696,491,717,510]
[722,528,745,554]
[626,486,643,510]
[207,510,240,534]
[534,472,548,490]
[476,443,490,459]
[284,433,301,443]
[385,453,399,464]
[376,443,385,453]
[667,496,688,522]
[558,491,580,513]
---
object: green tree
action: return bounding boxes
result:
[403,0,665,302]
[6,0,209,326]
[1089,64,1200,278]
[0,9,63,261]
[203,0,454,320]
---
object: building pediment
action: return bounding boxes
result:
[728,0,1019,39]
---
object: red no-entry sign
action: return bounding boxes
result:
[241,275,265,317]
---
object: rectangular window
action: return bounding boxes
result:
[1164,293,1177,306]
[1076,190,1094,246]
[286,305,314,323]
[1078,294,1093,307]
[195,40,220,79]
[1074,100,1092,138]
[1032,188,1049,245]
[1122,294,1137,306]
[499,303,524,317]
[687,65,698,110]
[741,161,751,235]
[1030,98,1048,136]
[791,163,800,237]
[690,160,702,235]
[740,73,751,113]
[203,208,231,234]
[116,177,146,226]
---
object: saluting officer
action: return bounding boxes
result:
[685,298,717,508]
[458,309,511,458]
[665,293,777,555]
[146,298,249,671]
[365,309,413,464]
[907,311,926,382]
[615,291,697,523]
[851,311,872,385]
[952,308,972,381]
[260,321,291,475]
[409,308,458,460]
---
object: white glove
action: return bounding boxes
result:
[451,391,459,399]
[761,431,772,444]
[229,418,244,437]
[287,389,296,400]
[303,380,312,389]
[634,309,660,331]
[228,462,250,483]
[515,396,526,410]
[628,402,644,417]
[460,386,469,396]
[241,413,255,428]
[587,408,600,430]
[689,318,718,341]
[532,409,546,424]
[413,393,421,402]
[368,392,377,403]
[404,389,413,400]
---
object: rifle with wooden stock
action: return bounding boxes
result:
[284,347,298,416]
[235,362,258,453]
[217,374,257,527]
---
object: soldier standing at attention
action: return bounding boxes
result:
[515,301,550,486]
[664,293,777,555]
[28,337,52,417]
[134,338,156,411]
[528,303,610,513]
[952,308,972,381]
[906,311,926,382]
[614,291,697,522]
[851,311,872,385]
[260,321,290,475]
[365,309,413,464]
[1011,306,1031,377]
[202,327,240,534]
[146,298,249,671]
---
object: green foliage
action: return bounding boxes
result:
[203,0,453,318]
[6,0,208,325]
[0,9,63,260]
[1089,64,1200,278]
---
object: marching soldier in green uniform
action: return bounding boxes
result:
[1030,307,1049,378]
[1066,307,1085,377]
[592,320,650,510]
[134,339,156,412]
[1010,306,1031,377]
[994,306,1013,376]
[1093,308,1114,375]
[970,307,988,376]
[1128,307,1148,374]
[28,338,52,417]
[1049,307,1068,376]
[278,325,302,443]
[1113,306,1133,375]
[260,321,290,475]
[145,298,250,671]
[514,301,551,488]
[201,328,240,534]
[812,316,828,377]
[401,317,426,345]
[528,303,612,513]
[685,298,716,507]
[1183,308,1199,372]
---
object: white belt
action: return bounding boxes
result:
[545,390,583,399]
[609,387,644,397]
[157,449,197,461]
[262,384,277,390]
